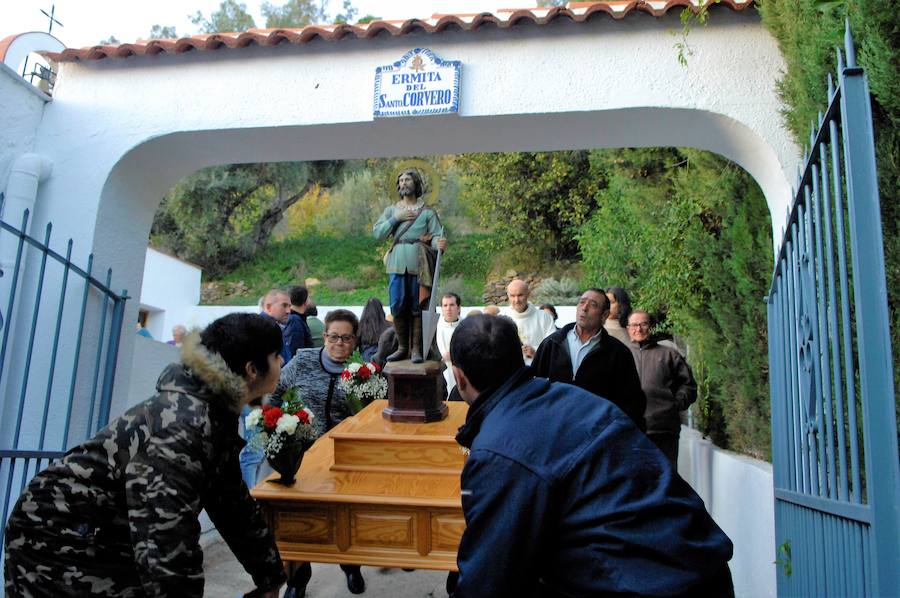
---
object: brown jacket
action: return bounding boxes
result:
[627,339,697,434]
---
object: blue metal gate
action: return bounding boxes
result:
[766,23,899,596]
[0,205,128,549]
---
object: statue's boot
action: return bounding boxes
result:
[410,315,424,364]
[387,314,409,362]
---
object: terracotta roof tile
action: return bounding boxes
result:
[42,0,754,63]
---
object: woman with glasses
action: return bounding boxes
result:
[267,308,367,595]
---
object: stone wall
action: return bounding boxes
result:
[482,269,543,305]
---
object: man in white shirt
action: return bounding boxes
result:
[436,292,461,393]
[501,279,555,366]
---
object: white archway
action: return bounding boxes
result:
[11,6,796,411]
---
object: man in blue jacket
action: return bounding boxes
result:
[283,284,313,361]
[449,315,734,597]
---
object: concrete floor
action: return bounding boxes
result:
[201,530,451,598]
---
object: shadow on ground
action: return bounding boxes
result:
[202,530,451,597]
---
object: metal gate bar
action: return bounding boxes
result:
[767,22,899,596]
[0,206,127,551]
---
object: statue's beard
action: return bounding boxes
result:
[398,186,415,198]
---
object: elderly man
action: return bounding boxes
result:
[167,324,186,347]
[626,310,697,465]
[531,288,646,430]
[373,168,447,364]
[237,288,293,488]
[501,279,554,365]
[450,315,733,597]
[260,288,292,363]
[436,292,462,393]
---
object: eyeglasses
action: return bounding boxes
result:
[627,323,651,330]
[324,333,356,344]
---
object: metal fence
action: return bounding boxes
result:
[766,22,899,596]
[0,204,128,549]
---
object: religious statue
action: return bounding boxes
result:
[373,168,447,364]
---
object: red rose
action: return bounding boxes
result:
[373,363,381,373]
[297,409,310,424]
[358,365,371,380]
[341,370,352,381]
[263,407,283,429]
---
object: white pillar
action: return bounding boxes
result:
[1,152,53,327]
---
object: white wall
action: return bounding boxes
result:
[0,64,52,448]
[125,334,179,407]
[678,427,776,598]
[0,62,47,204]
[139,248,201,342]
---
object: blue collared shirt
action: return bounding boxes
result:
[566,326,603,377]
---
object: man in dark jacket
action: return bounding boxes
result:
[283,284,313,361]
[450,315,733,597]
[626,310,697,465]
[531,288,646,430]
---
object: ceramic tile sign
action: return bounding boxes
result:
[374,48,461,118]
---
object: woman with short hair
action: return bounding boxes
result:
[268,308,367,594]
[3,313,287,597]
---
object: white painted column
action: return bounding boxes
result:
[1,152,52,328]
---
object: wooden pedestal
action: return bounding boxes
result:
[251,400,467,571]
[382,360,448,423]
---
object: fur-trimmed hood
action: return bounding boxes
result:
[156,331,248,413]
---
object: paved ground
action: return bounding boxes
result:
[201,530,451,598]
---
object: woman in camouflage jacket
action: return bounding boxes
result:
[3,313,288,597]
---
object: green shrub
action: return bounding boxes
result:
[313,170,391,237]
[533,277,582,305]
[580,148,773,458]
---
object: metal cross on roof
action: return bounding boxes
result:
[40,4,64,33]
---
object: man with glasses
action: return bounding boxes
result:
[626,310,697,465]
[532,289,646,430]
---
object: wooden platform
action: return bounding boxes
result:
[251,400,468,571]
